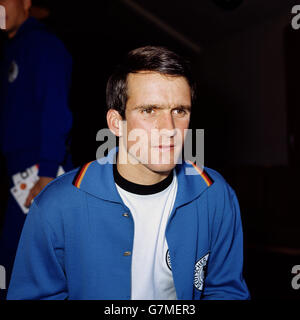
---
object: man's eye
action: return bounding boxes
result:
[173,109,187,115]
[142,108,155,114]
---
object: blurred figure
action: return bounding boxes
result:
[0,0,73,299]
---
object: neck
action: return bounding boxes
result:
[116,154,170,185]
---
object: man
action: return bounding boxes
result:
[7,46,250,300]
[0,0,73,299]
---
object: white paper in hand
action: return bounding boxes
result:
[10,164,65,214]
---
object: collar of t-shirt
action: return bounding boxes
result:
[113,163,174,195]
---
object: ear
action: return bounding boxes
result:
[107,109,123,137]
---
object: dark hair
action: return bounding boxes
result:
[106,46,196,118]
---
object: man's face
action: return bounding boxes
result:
[119,71,191,175]
[0,0,30,37]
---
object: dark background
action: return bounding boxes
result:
[1,0,300,299]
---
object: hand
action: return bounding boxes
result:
[24,177,54,208]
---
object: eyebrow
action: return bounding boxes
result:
[133,104,192,111]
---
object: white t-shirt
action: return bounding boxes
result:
[114,167,178,300]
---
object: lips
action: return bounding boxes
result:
[153,145,175,151]
[152,144,174,148]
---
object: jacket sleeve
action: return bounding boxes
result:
[34,36,73,178]
[201,182,250,300]
[6,201,68,300]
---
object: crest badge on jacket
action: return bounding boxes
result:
[194,252,210,291]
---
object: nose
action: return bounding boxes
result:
[157,111,177,137]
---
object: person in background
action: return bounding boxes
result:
[0,0,73,299]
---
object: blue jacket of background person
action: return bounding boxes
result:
[0,17,73,177]
[7,148,250,300]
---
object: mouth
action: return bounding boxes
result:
[154,145,175,151]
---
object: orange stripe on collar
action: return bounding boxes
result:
[74,161,93,188]
[186,161,213,187]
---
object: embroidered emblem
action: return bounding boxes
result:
[166,249,172,271]
[194,252,209,291]
[8,60,19,83]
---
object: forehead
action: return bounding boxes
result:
[126,72,191,108]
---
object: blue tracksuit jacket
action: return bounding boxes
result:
[7,150,250,300]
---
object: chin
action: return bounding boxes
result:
[146,163,177,174]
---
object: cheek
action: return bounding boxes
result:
[6,12,16,27]
[125,119,151,148]
[126,117,155,136]
[175,120,190,142]
[175,118,190,130]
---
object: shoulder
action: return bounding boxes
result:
[182,161,233,194]
[187,164,238,214]
[23,23,71,62]
[33,167,81,210]
[204,167,235,197]
[201,167,240,226]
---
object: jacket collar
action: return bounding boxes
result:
[174,160,213,208]
[73,148,214,207]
